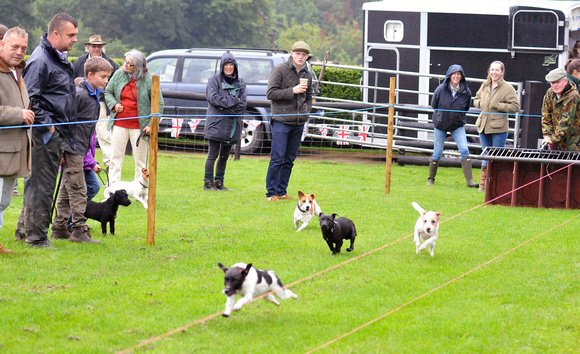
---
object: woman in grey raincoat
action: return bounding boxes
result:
[203,52,247,191]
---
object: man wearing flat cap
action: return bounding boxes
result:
[541,67,580,151]
[265,41,313,201]
[73,35,119,170]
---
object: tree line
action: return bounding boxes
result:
[0,0,368,65]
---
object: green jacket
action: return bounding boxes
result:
[473,78,520,134]
[541,81,580,151]
[104,69,164,131]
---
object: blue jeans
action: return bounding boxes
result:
[479,132,508,166]
[0,177,16,230]
[85,170,100,202]
[266,120,303,197]
[432,126,470,161]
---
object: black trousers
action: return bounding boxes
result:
[16,129,65,244]
[204,139,232,181]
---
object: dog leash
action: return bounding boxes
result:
[97,168,110,188]
[50,165,64,224]
[135,128,148,147]
[136,127,150,170]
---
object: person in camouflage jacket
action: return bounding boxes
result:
[541,68,580,151]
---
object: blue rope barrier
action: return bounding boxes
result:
[0,104,542,131]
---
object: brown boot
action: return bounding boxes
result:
[70,228,101,243]
[0,243,13,254]
[214,179,232,191]
[203,180,218,191]
[478,166,487,192]
[51,227,71,240]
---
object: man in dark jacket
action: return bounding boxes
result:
[265,41,313,201]
[72,35,118,79]
[73,35,118,171]
[15,13,78,248]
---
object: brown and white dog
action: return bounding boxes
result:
[294,191,321,232]
[104,168,149,209]
[412,202,442,257]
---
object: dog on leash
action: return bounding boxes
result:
[217,262,298,317]
[104,168,149,209]
[294,191,321,232]
[85,189,132,235]
[412,202,442,257]
[318,212,356,254]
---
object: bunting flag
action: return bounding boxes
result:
[171,118,184,138]
[301,126,307,142]
[246,119,262,132]
[188,119,201,133]
[358,125,369,142]
[318,124,328,136]
[337,125,350,145]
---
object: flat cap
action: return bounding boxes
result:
[545,68,566,82]
[291,41,311,54]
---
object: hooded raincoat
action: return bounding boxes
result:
[204,52,247,144]
[431,64,472,132]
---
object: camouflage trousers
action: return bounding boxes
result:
[53,152,88,231]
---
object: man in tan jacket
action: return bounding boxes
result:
[0,26,34,253]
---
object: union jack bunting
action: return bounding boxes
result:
[301,126,307,141]
[358,125,369,142]
[171,118,184,138]
[246,119,261,132]
[337,125,349,145]
[318,124,328,136]
[188,119,201,133]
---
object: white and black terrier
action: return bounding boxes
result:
[217,262,298,317]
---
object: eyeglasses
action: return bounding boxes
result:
[124,60,135,67]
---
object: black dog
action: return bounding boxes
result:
[84,189,132,235]
[318,212,356,254]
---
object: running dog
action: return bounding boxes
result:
[104,168,149,209]
[412,201,442,257]
[318,212,356,254]
[294,191,321,232]
[218,262,298,317]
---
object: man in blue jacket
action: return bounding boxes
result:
[15,13,78,248]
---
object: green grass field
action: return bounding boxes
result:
[1,150,578,353]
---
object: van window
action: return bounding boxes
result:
[148,57,178,83]
[182,58,218,83]
[221,59,273,84]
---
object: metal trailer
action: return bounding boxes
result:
[361,0,580,151]
[362,0,580,105]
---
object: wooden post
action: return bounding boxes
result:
[147,75,160,245]
[385,77,396,194]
